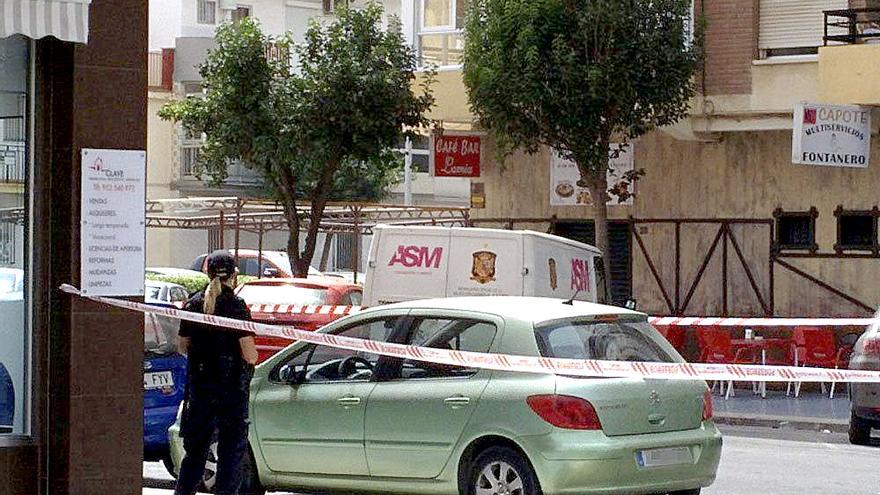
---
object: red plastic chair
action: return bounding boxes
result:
[791,327,850,397]
[697,327,758,399]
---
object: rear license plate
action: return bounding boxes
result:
[144,371,174,390]
[635,447,693,468]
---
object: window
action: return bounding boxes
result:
[758,0,848,57]
[835,206,879,253]
[773,207,818,252]
[275,317,401,384]
[535,319,674,364]
[231,5,251,23]
[0,35,30,437]
[418,0,468,67]
[144,313,180,356]
[322,0,347,15]
[395,134,430,173]
[397,317,497,379]
[197,0,217,24]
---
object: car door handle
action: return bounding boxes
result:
[648,413,666,425]
[444,396,471,408]
[337,397,362,407]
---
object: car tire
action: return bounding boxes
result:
[199,437,219,493]
[466,446,541,495]
[669,489,701,495]
[849,413,872,446]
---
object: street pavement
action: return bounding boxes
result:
[144,425,880,495]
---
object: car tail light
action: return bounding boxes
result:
[702,389,713,421]
[526,394,603,430]
[861,339,880,357]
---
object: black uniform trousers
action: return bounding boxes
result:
[174,357,253,495]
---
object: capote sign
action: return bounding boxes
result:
[432,135,481,177]
[792,102,872,168]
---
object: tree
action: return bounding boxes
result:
[160,3,434,276]
[463,0,701,286]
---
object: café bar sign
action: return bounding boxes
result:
[792,102,871,168]
[432,135,481,177]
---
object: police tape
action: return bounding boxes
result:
[649,316,880,327]
[248,304,365,316]
[61,284,880,383]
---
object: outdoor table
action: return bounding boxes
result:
[730,337,792,398]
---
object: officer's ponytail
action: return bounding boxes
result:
[203,276,223,315]
[204,271,237,315]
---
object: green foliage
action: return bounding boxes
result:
[145,273,260,297]
[145,273,210,295]
[463,0,702,277]
[159,3,434,275]
[463,0,701,180]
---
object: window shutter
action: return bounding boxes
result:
[759,0,849,51]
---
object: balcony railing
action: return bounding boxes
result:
[0,143,25,184]
[148,49,175,91]
[824,8,880,45]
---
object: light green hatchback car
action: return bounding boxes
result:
[169,297,722,495]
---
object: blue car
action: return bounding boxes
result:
[143,303,188,471]
[0,362,13,434]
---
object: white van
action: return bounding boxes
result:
[363,226,608,306]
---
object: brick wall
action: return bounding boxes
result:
[695,0,758,95]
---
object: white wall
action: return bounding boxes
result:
[249,0,287,35]
[149,0,184,49]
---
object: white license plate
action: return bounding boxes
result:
[635,447,693,468]
[144,371,174,390]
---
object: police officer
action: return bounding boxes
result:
[175,250,259,495]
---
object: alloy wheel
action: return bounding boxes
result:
[475,461,524,495]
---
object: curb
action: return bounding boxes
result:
[714,413,849,433]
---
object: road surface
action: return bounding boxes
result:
[144,425,880,494]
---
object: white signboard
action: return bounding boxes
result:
[792,102,872,168]
[550,145,635,206]
[80,149,146,296]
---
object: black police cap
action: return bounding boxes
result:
[206,250,236,279]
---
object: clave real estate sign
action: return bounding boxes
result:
[792,102,872,168]
[80,149,146,296]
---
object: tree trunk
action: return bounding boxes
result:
[587,174,613,300]
[294,159,340,277]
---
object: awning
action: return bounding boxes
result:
[0,0,91,44]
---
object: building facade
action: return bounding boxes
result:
[145,0,471,271]
[0,1,147,493]
[421,0,880,317]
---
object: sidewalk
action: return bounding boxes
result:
[711,385,851,432]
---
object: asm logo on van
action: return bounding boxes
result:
[570,258,592,292]
[388,245,444,269]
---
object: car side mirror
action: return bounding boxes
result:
[624,299,638,310]
[262,267,279,278]
[278,365,303,385]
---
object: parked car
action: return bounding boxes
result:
[145,280,190,307]
[236,277,364,363]
[143,303,188,473]
[322,271,366,286]
[848,314,880,445]
[190,250,322,279]
[0,267,24,301]
[0,361,13,434]
[169,296,721,495]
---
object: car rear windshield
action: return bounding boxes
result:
[144,313,179,355]
[535,318,675,363]
[145,285,162,301]
[237,284,329,306]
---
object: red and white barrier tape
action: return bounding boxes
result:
[248,304,364,316]
[649,316,880,327]
[61,285,880,383]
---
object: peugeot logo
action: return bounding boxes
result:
[649,390,661,405]
[144,361,153,371]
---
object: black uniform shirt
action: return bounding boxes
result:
[179,285,254,375]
